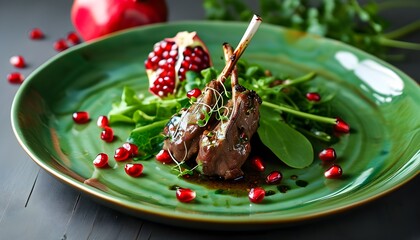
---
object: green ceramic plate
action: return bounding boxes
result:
[11,21,420,230]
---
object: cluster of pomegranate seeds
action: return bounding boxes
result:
[10,55,26,68]
[324,164,343,178]
[306,92,321,102]
[334,117,350,133]
[100,127,114,142]
[266,170,282,184]
[178,46,210,81]
[248,187,266,203]
[124,163,144,177]
[93,153,109,168]
[146,41,178,96]
[7,72,25,84]
[156,149,172,164]
[250,156,265,172]
[72,111,90,124]
[176,188,196,203]
[29,28,44,40]
[319,148,337,162]
[145,31,211,98]
[186,88,202,99]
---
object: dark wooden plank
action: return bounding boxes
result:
[62,195,144,240]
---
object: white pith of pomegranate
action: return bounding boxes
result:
[145,31,211,97]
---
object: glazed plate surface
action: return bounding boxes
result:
[11,21,420,229]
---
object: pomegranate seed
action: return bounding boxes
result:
[93,153,109,168]
[7,72,24,84]
[306,92,321,102]
[319,148,336,162]
[123,142,139,157]
[176,188,196,203]
[97,115,109,128]
[54,39,68,52]
[186,88,202,99]
[10,55,26,68]
[335,117,350,133]
[29,28,44,40]
[156,149,172,164]
[124,163,144,177]
[114,147,130,161]
[250,156,265,172]
[100,127,114,142]
[324,164,343,179]
[266,170,282,184]
[67,32,81,45]
[248,187,265,203]
[72,111,90,124]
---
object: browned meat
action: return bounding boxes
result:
[196,86,261,180]
[162,80,224,162]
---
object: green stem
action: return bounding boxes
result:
[379,37,420,50]
[376,0,420,11]
[262,101,337,125]
[131,119,168,133]
[384,20,420,39]
[282,72,317,86]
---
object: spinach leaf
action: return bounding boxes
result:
[258,105,313,168]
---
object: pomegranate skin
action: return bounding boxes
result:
[71,0,168,41]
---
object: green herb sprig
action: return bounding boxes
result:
[203,0,420,58]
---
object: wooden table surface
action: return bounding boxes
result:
[1,1,419,239]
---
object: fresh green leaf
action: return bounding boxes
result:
[258,105,314,168]
[127,119,168,156]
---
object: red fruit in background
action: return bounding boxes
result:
[7,72,25,84]
[145,31,212,97]
[10,56,26,68]
[71,0,168,41]
[124,163,143,177]
[29,28,44,40]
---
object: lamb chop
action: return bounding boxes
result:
[162,15,262,163]
[196,44,262,180]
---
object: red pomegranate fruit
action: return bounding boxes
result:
[71,0,168,41]
[145,31,212,97]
